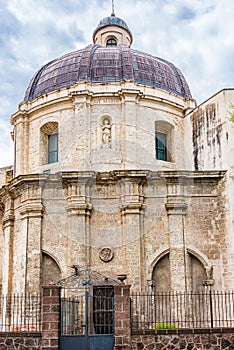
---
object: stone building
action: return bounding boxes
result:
[0,13,234,296]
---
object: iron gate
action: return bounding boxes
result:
[58,269,118,350]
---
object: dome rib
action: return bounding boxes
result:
[24,45,192,101]
[119,45,134,80]
[25,59,57,101]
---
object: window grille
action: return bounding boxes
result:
[106,38,117,47]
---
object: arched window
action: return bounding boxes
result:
[155,121,174,162]
[40,121,58,165]
[106,38,117,47]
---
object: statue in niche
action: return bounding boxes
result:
[102,118,111,148]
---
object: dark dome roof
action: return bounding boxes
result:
[24,44,192,101]
[93,15,132,38]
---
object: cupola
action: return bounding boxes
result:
[93,13,133,48]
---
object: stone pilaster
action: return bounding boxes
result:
[118,89,143,168]
[166,177,188,291]
[19,199,44,294]
[62,173,94,267]
[70,91,93,170]
[13,111,29,176]
[10,180,44,294]
[117,172,146,291]
[1,196,14,296]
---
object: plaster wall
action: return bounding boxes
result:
[189,89,234,172]
[188,89,234,289]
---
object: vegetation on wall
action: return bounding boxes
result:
[228,103,234,122]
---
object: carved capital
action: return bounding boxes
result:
[2,210,15,227]
[62,173,95,216]
[120,202,145,215]
[67,202,93,216]
[19,201,44,219]
[166,197,188,215]
[115,172,146,216]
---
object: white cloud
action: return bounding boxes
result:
[0,0,234,167]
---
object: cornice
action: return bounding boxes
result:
[18,201,44,218]
[0,169,226,197]
[11,80,194,122]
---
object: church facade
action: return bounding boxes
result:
[0,14,234,296]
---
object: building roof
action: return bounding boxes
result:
[24,44,192,101]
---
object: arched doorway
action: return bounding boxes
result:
[152,253,170,292]
[187,252,207,290]
[152,251,207,291]
[42,252,61,285]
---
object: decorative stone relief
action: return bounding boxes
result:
[99,247,114,262]
[101,118,111,148]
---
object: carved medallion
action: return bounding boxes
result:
[99,247,114,262]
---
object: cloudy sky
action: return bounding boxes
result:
[0,0,233,167]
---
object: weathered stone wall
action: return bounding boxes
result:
[0,208,3,294]
[2,331,233,350]
[143,171,229,291]
[0,166,13,188]
[12,81,195,177]
[187,90,234,289]
[189,89,234,172]
[131,329,234,350]
[0,333,41,350]
[1,168,233,294]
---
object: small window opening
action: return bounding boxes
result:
[155,132,167,161]
[48,133,58,164]
[106,38,117,47]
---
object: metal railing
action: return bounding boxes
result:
[0,294,41,332]
[131,290,234,330]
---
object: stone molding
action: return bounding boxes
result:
[66,202,93,216]
[115,172,146,216]
[165,199,188,215]
[120,202,145,215]
[19,202,44,219]
[2,210,15,228]
[62,173,95,216]
[14,80,194,119]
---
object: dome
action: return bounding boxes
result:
[24,44,192,101]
